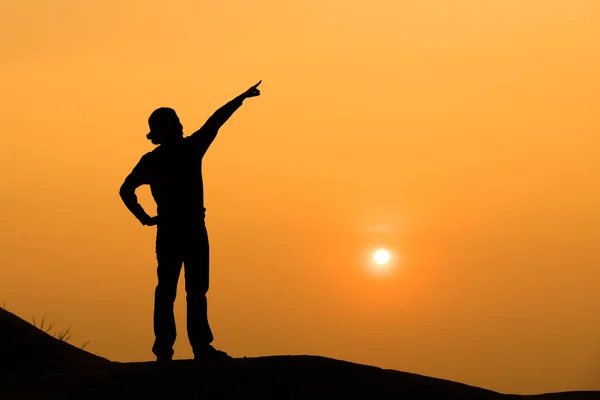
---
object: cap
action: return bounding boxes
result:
[146,107,180,141]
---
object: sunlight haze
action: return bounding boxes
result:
[1,0,599,394]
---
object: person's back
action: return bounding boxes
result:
[143,138,206,224]
[119,81,262,361]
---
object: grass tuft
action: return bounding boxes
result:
[31,313,90,350]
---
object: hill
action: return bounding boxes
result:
[1,308,598,399]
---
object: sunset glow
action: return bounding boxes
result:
[1,0,599,395]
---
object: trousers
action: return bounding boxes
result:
[151,220,213,359]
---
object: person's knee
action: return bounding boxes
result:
[186,282,209,297]
[155,284,177,304]
[186,292,207,313]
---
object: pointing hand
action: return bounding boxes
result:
[243,80,262,98]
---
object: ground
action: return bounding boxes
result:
[1,308,598,399]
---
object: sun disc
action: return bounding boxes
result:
[374,249,390,265]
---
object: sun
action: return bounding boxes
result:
[368,248,396,275]
[373,249,390,265]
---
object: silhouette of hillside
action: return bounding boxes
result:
[1,308,598,399]
[0,308,109,371]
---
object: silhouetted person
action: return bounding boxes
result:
[119,81,262,361]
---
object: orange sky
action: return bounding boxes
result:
[1,0,599,394]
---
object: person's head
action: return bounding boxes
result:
[146,107,184,145]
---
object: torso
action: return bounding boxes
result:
[147,139,206,223]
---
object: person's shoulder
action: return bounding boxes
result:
[148,145,165,156]
[137,150,158,165]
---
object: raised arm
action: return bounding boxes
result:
[189,80,262,154]
[119,154,156,226]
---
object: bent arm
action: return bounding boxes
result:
[188,95,245,153]
[120,180,152,226]
[119,156,153,226]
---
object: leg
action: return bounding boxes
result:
[182,223,213,355]
[152,227,183,361]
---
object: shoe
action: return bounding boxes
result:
[194,345,232,360]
